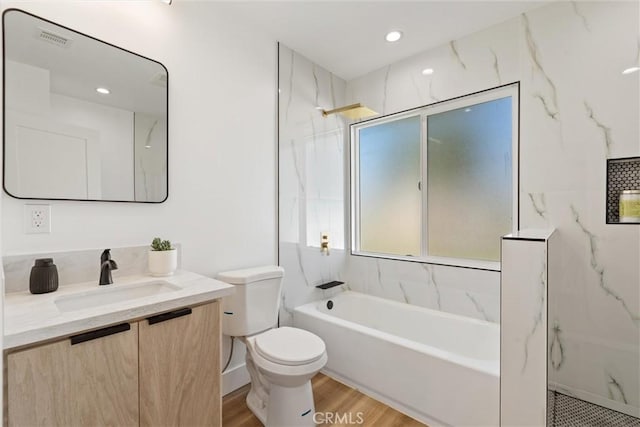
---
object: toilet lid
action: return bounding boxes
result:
[255,327,325,366]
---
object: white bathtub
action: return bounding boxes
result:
[293,291,499,427]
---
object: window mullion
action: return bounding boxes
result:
[421,113,429,259]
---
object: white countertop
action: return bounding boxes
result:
[4,270,234,350]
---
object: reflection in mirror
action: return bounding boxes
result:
[3,9,168,202]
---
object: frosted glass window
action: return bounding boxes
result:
[358,116,421,256]
[427,97,513,261]
[351,84,518,268]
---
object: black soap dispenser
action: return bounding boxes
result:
[29,258,59,294]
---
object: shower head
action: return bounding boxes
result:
[321,103,378,120]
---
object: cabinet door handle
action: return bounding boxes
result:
[147,308,192,325]
[70,323,131,345]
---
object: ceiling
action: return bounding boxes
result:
[219,1,550,81]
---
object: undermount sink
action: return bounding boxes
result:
[55,281,181,312]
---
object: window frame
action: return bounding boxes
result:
[349,83,520,271]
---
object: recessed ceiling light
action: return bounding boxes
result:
[622,66,640,75]
[96,87,110,95]
[421,68,434,75]
[464,108,472,112]
[385,31,402,43]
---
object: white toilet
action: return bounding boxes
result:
[217,265,327,427]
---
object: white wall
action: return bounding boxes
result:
[1,0,277,393]
[0,130,3,427]
[5,60,49,115]
[50,93,134,200]
[1,1,276,268]
[6,61,136,200]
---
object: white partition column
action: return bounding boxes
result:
[501,229,556,426]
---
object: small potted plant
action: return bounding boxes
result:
[148,237,177,276]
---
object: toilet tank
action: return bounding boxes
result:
[216,265,285,337]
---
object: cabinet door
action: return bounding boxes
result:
[7,323,139,427]
[139,302,221,427]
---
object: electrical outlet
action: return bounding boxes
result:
[25,204,51,234]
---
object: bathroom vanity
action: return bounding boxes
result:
[3,271,233,427]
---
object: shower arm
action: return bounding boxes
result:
[321,103,364,117]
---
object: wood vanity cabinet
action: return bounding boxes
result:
[6,301,221,427]
[139,302,221,426]
[7,323,139,427]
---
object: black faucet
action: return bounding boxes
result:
[99,249,118,285]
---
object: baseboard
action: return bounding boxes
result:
[222,363,250,396]
[549,381,640,418]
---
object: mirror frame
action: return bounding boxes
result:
[2,8,169,203]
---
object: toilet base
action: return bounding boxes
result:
[266,381,315,427]
[242,332,326,427]
[244,347,269,425]
[246,388,267,425]
[245,373,316,427]
[243,344,318,427]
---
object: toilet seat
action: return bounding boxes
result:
[255,327,325,366]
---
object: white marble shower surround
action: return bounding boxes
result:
[501,230,555,426]
[344,2,639,416]
[2,244,181,293]
[346,255,500,323]
[278,242,347,326]
[278,45,500,326]
[521,2,639,417]
[279,0,640,415]
[278,45,350,327]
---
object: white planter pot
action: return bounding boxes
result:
[148,249,177,277]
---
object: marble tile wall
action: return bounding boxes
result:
[279,0,639,416]
[278,44,499,325]
[278,45,349,325]
[346,256,500,323]
[3,244,181,293]
[343,1,639,416]
[337,11,521,324]
[501,230,555,426]
[522,2,639,417]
